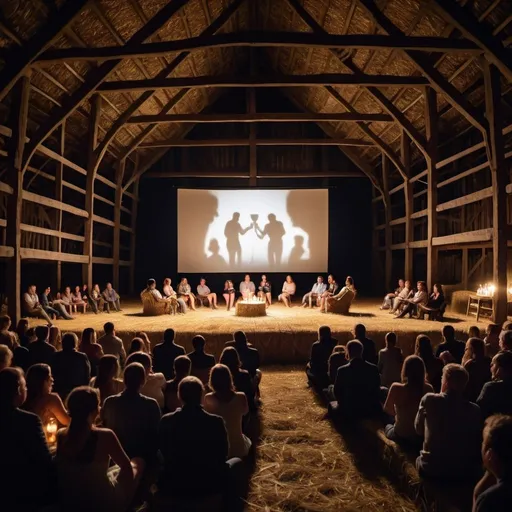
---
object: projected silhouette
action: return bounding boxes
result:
[206,238,227,270]
[289,235,305,267]
[224,212,252,267]
[255,213,286,268]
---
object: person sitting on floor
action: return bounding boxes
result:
[23,284,53,324]
[324,276,356,313]
[196,277,218,309]
[415,363,483,481]
[56,386,145,512]
[389,280,413,314]
[319,275,340,312]
[302,275,327,308]
[414,334,443,392]
[353,323,378,365]
[79,328,104,377]
[187,335,216,386]
[158,376,243,510]
[102,282,121,312]
[0,314,18,350]
[474,414,512,512]
[0,345,13,371]
[463,337,492,403]
[484,323,501,358]
[380,278,405,310]
[152,328,186,380]
[378,332,404,388]
[164,355,191,413]
[40,286,73,320]
[28,325,56,367]
[477,351,512,418]
[51,332,91,400]
[435,324,465,363]
[90,355,124,405]
[306,325,338,390]
[98,322,126,367]
[125,351,166,408]
[395,281,428,318]
[331,340,382,420]
[328,345,347,384]
[384,355,433,446]
[220,346,256,411]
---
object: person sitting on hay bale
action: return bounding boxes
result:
[306,325,338,390]
[323,276,356,314]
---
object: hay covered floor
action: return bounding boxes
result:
[30,298,487,363]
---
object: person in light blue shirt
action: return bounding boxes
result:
[302,276,327,308]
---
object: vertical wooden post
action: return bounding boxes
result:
[382,153,392,291]
[484,61,508,323]
[129,177,140,295]
[401,130,413,281]
[83,94,101,287]
[247,86,257,186]
[424,88,438,292]
[462,248,468,289]
[55,121,65,291]
[5,73,30,325]
[113,158,126,291]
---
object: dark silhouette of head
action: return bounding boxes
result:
[35,325,49,343]
[347,340,364,360]
[192,335,206,352]
[319,325,331,340]
[163,328,175,343]
[233,331,248,348]
[178,376,204,406]
[62,332,78,351]
[268,213,276,222]
[233,212,240,221]
[123,362,146,392]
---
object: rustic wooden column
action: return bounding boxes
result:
[484,61,508,323]
[83,94,102,287]
[424,88,438,292]
[5,73,30,325]
[129,178,140,295]
[247,87,257,186]
[113,158,125,291]
[55,121,65,291]
[382,153,392,291]
[401,130,414,281]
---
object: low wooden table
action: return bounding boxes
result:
[466,294,494,322]
[236,299,267,317]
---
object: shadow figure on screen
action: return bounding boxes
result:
[224,212,252,267]
[255,213,286,268]
[206,238,227,270]
[288,235,305,268]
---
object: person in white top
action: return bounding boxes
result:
[278,275,296,308]
[125,351,166,408]
[196,278,218,309]
[23,285,53,324]
[204,364,251,459]
[239,274,256,299]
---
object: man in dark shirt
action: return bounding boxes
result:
[187,335,216,385]
[51,332,91,400]
[353,323,377,365]
[152,328,185,380]
[435,325,465,363]
[28,325,56,367]
[474,415,512,512]
[306,325,337,389]
[477,351,512,418]
[332,340,382,420]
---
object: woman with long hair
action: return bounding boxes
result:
[278,275,296,308]
[72,285,87,313]
[15,318,30,347]
[219,347,255,411]
[128,338,145,355]
[223,280,236,311]
[125,351,166,408]
[90,355,123,404]
[23,364,70,434]
[384,355,433,445]
[55,386,144,512]
[177,277,197,311]
[414,334,443,392]
[426,283,444,309]
[79,328,103,377]
[204,364,251,458]
[463,337,492,402]
[135,332,151,353]
[49,325,62,351]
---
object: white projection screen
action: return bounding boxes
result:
[177,189,328,273]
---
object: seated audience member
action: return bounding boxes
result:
[324,276,356,313]
[164,355,191,413]
[380,278,405,310]
[72,285,87,312]
[499,330,512,352]
[435,324,465,363]
[204,364,251,458]
[425,283,444,310]
[0,314,18,350]
[474,415,512,512]
[90,355,123,404]
[328,345,347,384]
[389,280,413,314]
[220,347,256,411]
[102,282,121,312]
[0,345,13,370]
[40,286,73,320]
[49,325,62,350]
[415,364,483,481]
[187,335,216,385]
[51,332,91,400]
[23,363,70,429]
[16,318,30,347]
[12,345,29,372]
[56,386,144,512]
[162,278,187,313]
[136,332,151,353]
[152,328,185,380]
[439,350,456,366]
[23,284,53,324]
[306,325,338,390]
[353,323,378,365]
[302,276,327,308]
[0,368,55,510]
[415,335,443,392]
[28,325,57,367]
[278,275,296,307]
[384,355,433,446]
[177,277,197,311]
[125,351,166,408]
[378,332,404,388]
[257,274,272,306]
[129,337,145,355]
[395,281,428,318]
[98,322,126,366]
[463,337,492,402]
[197,277,218,309]
[319,275,340,311]
[88,283,104,314]
[332,340,382,420]
[223,279,237,311]
[158,376,242,508]
[477,351,512,418]
[225,331,262,396]
[102,363,161,463]
[469,325,481,339]
[79,327,104,377]
[484,323,501,358]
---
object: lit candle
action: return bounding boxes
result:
[46,418,58,444]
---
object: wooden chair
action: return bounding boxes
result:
[417,302,447,321]
[325,289,355,315]
[140,290,173,316]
